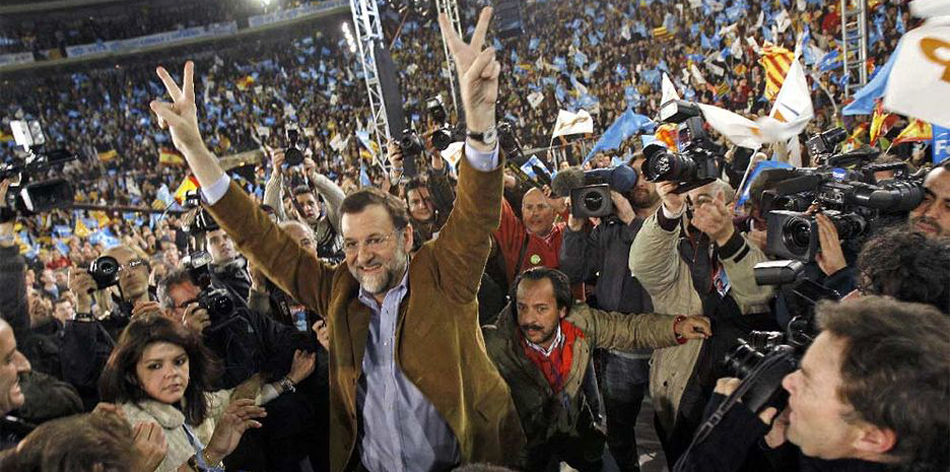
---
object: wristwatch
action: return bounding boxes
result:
[466,125,498,147]
[278,376,297,393]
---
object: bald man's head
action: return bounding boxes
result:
[281,221,318,257]
[102,245,149,301]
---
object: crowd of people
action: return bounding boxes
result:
[0,0,948,471]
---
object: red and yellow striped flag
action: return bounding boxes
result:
[892,119,933,145]
[653,26,672,41]
[759,43,795,101]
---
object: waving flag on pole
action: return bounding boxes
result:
[552,109,594,138]
[174,176,200,204]
[891,119,933,145]
[755,45,814,148]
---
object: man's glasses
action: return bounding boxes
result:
[118,259,147,272]
[342,229,400,255]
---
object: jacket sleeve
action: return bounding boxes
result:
[0,245,29,342]
[558,225,602,284]
[569,304,678,351]
[263,172,286,221]
[629,210,684,296]
[429,151,505,304]
[427,166,456,215]
[672,393,770,472]
[206,181,334,317]
[309,172,346,235]
[716,231,775,314]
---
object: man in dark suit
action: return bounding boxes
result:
[148,7,524,472]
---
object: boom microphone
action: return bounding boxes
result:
[551,166,586,197]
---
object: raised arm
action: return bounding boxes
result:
[149,62,333,314]
[427,7,504,304]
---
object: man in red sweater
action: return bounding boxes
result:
[495,187,568,286]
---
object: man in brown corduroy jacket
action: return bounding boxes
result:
[147,7,524,471]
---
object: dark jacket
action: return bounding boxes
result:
[205,155,526,471]
[204,306,302,388]
[674,393,896,472]
[560,216,654,359]
[0,245,28,342]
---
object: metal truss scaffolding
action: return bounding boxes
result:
[350,0,391,162]
[435,0,463,118]
[841,0,870,98]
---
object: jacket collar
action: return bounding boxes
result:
[131,399,186,429]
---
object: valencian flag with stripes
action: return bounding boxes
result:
[759,42,795,101]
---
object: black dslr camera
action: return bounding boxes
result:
[182,250,238,333]
[88,256,121,291]
[426,95,456,152]
[643,100,725,194]
[284,125,305,167]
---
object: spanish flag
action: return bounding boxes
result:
[759,43,795,101]
[174,175,200,204]
[892,119,933,145]
[159,147,185,167]
[847,122,869,148]
[97,149,118,163]
[868,102,898,146]
[0,129,13,143]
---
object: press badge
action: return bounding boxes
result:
[713,266,731,297]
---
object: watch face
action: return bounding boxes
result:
[484,128,498,142]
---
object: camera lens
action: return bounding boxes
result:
[582,190,605,213]
[782,217,813,256]
[284,147,304,166]
[431,129,453,151]
[643,151,696,182]
[831,213,867,240]
[725,340,766,379]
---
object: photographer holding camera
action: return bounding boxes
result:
[63,244,160,409]
[265,148,346,263]
[629,176,775,466]
[558,154,662,471]
[157,267,326,471]
[674,297,949,472]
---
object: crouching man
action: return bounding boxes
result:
[483,267,711,472]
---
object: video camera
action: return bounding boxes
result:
[182,250,239,334]
[2,120,78,215]
[757,130,926,261]
[643,100,726,194]
[552,164,639,218]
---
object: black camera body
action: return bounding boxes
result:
[759,140,925,262]
[805,126,848,163]
[644,100,724,194]
[561,165,640,218]
[183,250,238,333]
[284,126,305,167]
[766,209,868,261]
[1,146,78,215]
[88,256,120,291]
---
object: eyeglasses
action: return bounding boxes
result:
[342,229,400,255]
[118,259,147,273]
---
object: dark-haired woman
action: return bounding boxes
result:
[99,315,315,472]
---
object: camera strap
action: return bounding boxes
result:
[512,234,532,278]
